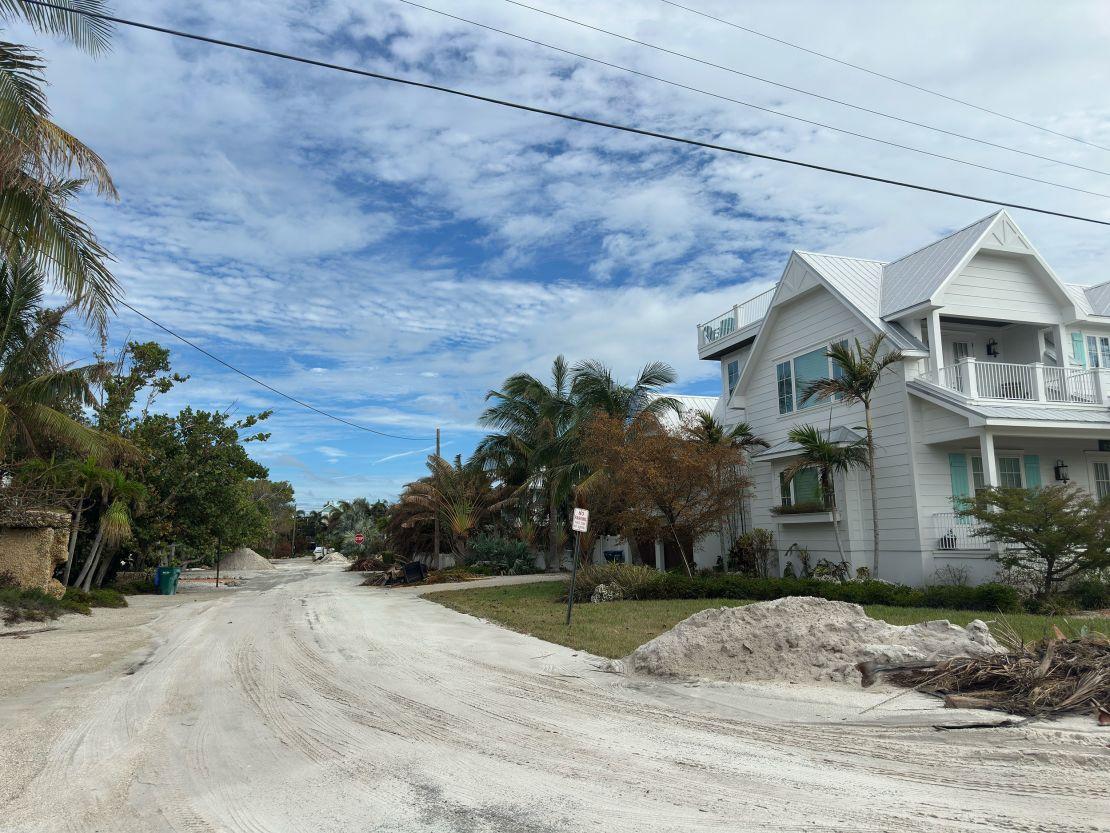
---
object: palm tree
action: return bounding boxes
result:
[400,455,503,563]
[570,359,681,423]
[0,259,110,461]
[781,424,869,564]
[73,468,145,591]
[477,356,582,570]
[1,1,119,328]
[801,334,904,576]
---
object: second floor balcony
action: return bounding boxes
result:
[697,286,775,359]
[916,357,1109,406]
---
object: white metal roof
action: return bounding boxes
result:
[908,381,1110,424]
[879,212,1001,317]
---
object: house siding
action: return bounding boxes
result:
[939,253,1061,323]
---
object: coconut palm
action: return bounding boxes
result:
[781,424,869,564]
[801,334,904,576]
[477,356,583,570]
[686,410,768,454]
[0,259,110,461]
[73,467,145,590]
[0,1,119,328]
[570,359,681,423]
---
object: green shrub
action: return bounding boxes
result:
[467,535,540,575]
[566,565,1020,612]
[1065,578,1110,610]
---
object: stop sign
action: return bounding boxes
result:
[354,533,365,545]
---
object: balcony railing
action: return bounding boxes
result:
[917,358,1107,405]
[933,512,990,550]
[698,287,775,349]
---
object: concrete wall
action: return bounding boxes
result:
[0,510,71,598]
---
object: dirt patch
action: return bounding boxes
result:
[626,596,1001,685]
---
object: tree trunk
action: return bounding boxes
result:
[670,526,694,577]
[74,522,106,591]
[547,488,559,571]
[93,544,113,587]
[61,501,85,587]
[865,402,880,577]
[825,471,847,565]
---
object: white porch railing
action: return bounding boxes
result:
[917,358,1107,405]
[698,287,775,349]
[933,512,991,551]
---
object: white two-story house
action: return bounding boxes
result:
[699,209,1110,585]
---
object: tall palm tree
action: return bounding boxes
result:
[0,259,109,461]
[801,334,904,576]
[477,356,582,570]
[1,1,119,328]
[570,359,681,423]
[781,424,869,564]
[72,467,144,591]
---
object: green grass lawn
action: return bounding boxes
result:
[427,581,1109,659]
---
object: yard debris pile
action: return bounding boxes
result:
[217,547,276,572]
[868,631,1110,721]
[626,597,1001,685]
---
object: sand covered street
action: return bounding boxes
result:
[0,561,1106,832]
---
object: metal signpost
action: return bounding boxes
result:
[565,508,589,626]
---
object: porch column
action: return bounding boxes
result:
[979,431,1000,487]
[654,539,665,572]
[1054,323,1069,367]
[927,310,944,374]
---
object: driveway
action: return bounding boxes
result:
[0,563,1105,832]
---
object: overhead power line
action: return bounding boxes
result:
[498,0,1110,179]
[115,299,431,441]
[20,0,1110,227]
[656,0,1110,154]
[394,0,1110,200]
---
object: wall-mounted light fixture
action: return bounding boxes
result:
[986,338,1000,357]
[1054,459,1070,482]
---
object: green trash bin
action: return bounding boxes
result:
[158,567,181,596]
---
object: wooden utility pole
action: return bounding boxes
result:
[434,427,441,570]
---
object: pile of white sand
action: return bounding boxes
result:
[627,596,1001,685]
[217,547,276,571]
[319,552,351,565]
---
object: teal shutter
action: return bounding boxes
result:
[949,453,970,508]
[1071,332,1086,366]
[1023,455,1041,489]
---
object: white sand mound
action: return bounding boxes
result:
[218,547,276,571]
[627,596,1001,685]
[319,552,351,565]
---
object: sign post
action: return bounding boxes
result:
[565,508,589,626]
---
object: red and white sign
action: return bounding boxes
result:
[571,508,589,533]
[354,533,365,545]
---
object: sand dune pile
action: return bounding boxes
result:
[627,596,1001,685]
[319,552,351,565]
[218,547,276,571]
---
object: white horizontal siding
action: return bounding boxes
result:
[939,253,1062,323]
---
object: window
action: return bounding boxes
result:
[1087,335,1110,369]
[776,361,793,414]
[953,341,971,362]
[1094,462,1110,501]
[727,359,740,394]
[998,456,1023,489]
[971,456,985,491]
[776,340,848,414]
[779,468,823,507]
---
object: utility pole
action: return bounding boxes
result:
[290,506,297,559]
[434,427,441,570]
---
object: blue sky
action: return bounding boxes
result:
[13,0,1110,507]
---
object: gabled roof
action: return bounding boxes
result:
[1079,279,1110,316]
[879,212,1001,316]
[794,252,927,352]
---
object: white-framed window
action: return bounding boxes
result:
[1087,335,1110,369]
[969,454,1023,490]
[953,341,972,362]
[1093,461,1110,501]
[727,359,740,393]
[779,468,823,507]
[775,339,849,414]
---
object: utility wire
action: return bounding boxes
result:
[394,0,1110,200]
[19,0,1110,227]
[498,0,1110,179]
[656,0,1110,154]
[115,298,432,441]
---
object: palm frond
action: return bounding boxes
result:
[0,0,114,56]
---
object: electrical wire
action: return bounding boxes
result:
[393,0,1110,200]
[18,0,1110,226]
[114,298,432,441]
[498,0,1110,179]
[655,0,1110,154]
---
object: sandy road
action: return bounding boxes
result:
[1,562,1106,832]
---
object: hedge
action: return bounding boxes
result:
[574,567,1021,612]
